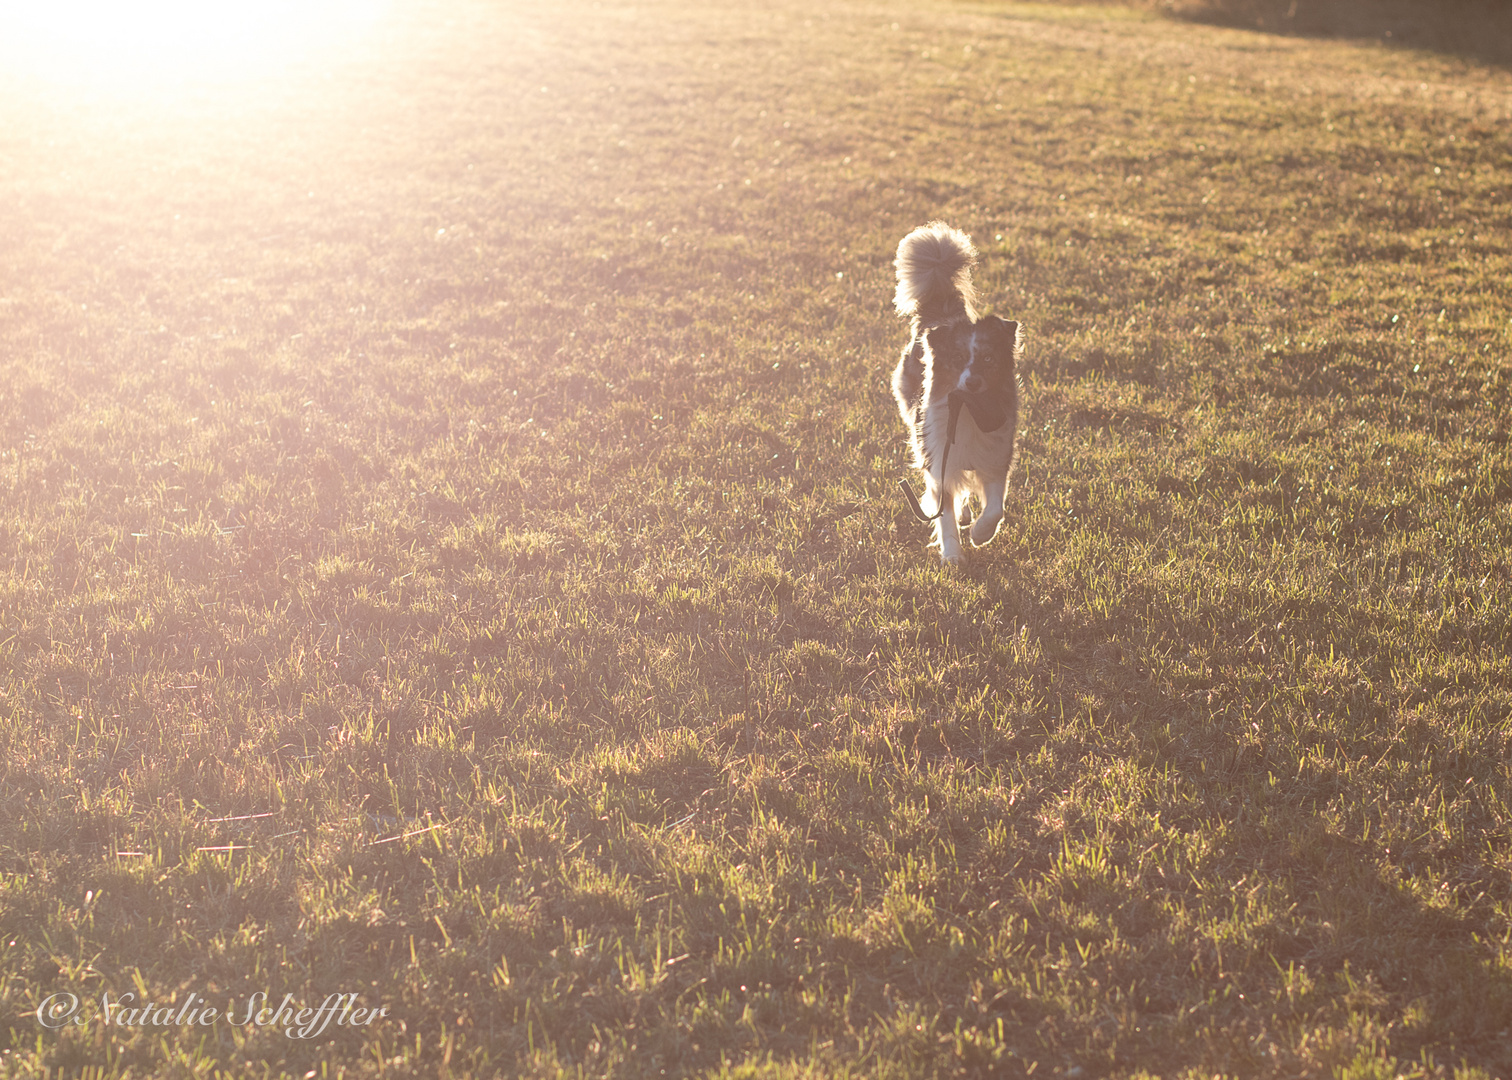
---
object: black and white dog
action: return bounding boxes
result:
[891,222,1021,565]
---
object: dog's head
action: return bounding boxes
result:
[923,316,1020,398]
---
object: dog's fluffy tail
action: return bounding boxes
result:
[893,221,978,321]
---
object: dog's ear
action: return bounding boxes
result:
[985,317,1021,359]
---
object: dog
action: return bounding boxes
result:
[891,222,1021,565]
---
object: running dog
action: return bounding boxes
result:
[892,222,1021,565]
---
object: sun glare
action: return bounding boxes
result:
[0,0,388,96]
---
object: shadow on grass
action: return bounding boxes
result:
[1172,0,1512,68]
[958,566,1512,1071]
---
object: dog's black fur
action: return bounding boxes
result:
[891,222,1021,564]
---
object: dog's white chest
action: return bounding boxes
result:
[921,400,1012,478]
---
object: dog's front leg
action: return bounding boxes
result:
[970,479,1006,547]
[935,489,966,564]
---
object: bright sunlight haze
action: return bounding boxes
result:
[0,0,387,96]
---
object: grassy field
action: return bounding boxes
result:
[2,0,1512,1076]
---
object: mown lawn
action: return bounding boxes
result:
[2,0,1511,1076]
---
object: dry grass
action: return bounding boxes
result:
[2,0,1512,1076]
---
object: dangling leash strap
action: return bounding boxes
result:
[897,390,1010,523]
[898,393,965,523]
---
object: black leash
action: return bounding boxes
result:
[898,389,1011,524]
[898,393,965,523]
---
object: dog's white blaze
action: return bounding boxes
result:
[956,329,980,391]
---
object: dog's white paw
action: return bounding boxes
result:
[969,512,1002,546]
